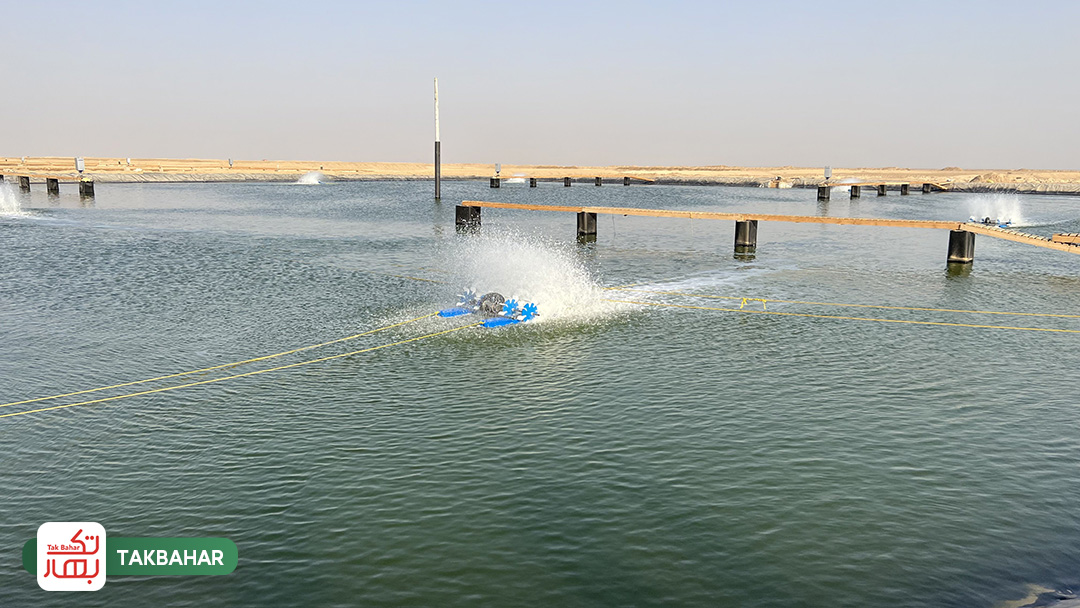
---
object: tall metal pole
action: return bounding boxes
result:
[434,78,441,201]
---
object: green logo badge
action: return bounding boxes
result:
[24,536,237,582]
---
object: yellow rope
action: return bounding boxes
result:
[604,299,1080,334]
[0,313,437,410]
[10,271,1074,418]
[611,288,1080,319]
[0,321,481,420]
[739,297,767,311]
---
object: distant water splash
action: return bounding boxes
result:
[296,171,324,185]
[967,194,1027,226]
[442,231,620,323]
[831,178,860,194]
[0,182,28,217]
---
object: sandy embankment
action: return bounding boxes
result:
[3,157,1080,194]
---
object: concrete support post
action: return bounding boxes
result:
[817,185,830,201]
[19,176,30,191]
[564,177,572,187]
[529,177,537,188]
[46,178,59,195]
[577,211,597,242]
[947,229,975,264]
[850,185,861,198]
[455,205,481,232]
[734,219,758,252]
[900,183,910,195]
[623,176,630,186]
[594,176,602,186]
[490,177,500,188]
[79,179,95,198]
[0,174,5,182]
[877,184,887,196]
[922,183,932,194]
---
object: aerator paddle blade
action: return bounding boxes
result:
[520,302,539,321]
[457,289,478,306]
[501,299,520,317]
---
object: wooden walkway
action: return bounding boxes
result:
[462,200,958,228]
[961,223,1080,254]
[3,173,84,182]
[825,180,949,189]
[3,172,96,196]
[460,200,1080,255]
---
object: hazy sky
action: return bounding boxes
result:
[3,1,1077,169]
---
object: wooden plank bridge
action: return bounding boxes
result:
[457,200,1080,261]
[815,181,950,199]
[1,172,95,196]
[489,175,656,188]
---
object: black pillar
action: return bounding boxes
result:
[577,211,597,242]
[817,185,830,201]
[850,185,861,198]
[564,177,571,187]
[434,141,441,200]
[623,176,630,186]
[922,183,932,194]
[19,176,30,191]
[877,184,887,196]
[490,177,500,188]
[594,176,602,186]
[947,229,975,264]
[455,205,481,232]
[734,219,758,252]
[79,179,95,198]
[900,183,910,195]
[529,177,537,188]
[46,178,59,195]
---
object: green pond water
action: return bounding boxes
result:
[1,179,1079,607]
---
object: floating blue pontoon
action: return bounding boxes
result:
[969,216,1012,228]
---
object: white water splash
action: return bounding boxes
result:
[967,194,1027,226]
[627,268,770,294]
[831,178,860,193]
[0,182,28,217]
[442,231,619,323]
[296,171,324,185]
